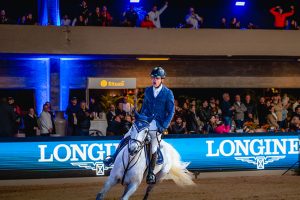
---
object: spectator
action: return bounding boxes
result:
[148,2,168,28]
[202,115,217,134]
[66,97,80,136]
[169,115,187,134]
[123,5,138,27]
[106,104,116,123]
[290,19,299,30]
[23,108,38,137]
[221,93,234,130]
[209,97,220,116]
[257,97,268,126]
[99,6,113,26]
[233,95,247,129]
[185,105,200,133]
[39,104,53,136]
[266,105,279,130]
[79,0,89,18]
[247,22,257,29]
[18,16,26,25]
[273,95,283,128]
[289,114,300,132]
[89,97,101,114]
[141,15,155,28]
[198,100,212,123]
[174,99,182,116]
[61,14,72,26]
[72,15,86,26]
[294,105,300,116]
[0,10,9,24]
[214,115,230,134]
[185,7,203,29]
[45,101,55,134]
[25,13,35,25]
[8,97,22,133]
[229,17,239,29]
[116,102,126,118]
[106,115,122,136]
[76,101,92,136]
[244,94,255,122]
[220,17,227,28]
[270,5,295,29]
[292,97,300,112]
[92,7,102,26]
[120,115,133,135]
[122,95,134,115]
[0,97,16,137]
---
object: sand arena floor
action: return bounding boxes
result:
[0,175,300,200]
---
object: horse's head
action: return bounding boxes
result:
[128,113,154,156]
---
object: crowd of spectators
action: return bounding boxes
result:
[1,1,299,30]
[168,93,300,134]
[1,92,299,137]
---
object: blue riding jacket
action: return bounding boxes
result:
[140,85,175,131]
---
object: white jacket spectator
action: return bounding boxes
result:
[185,8,203,29]
[148,2,168,28]
[39,105,53,135]
[61,14,71,26]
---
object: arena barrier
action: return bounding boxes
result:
[0,133,299,179]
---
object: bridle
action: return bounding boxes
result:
[128,119,151,154]
[121,119,161,185]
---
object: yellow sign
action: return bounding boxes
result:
[99,80,125,88]
[89,78,136,89]
[100,80,108,87]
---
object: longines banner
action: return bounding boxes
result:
[0,134,299,178]
[88,78,136,89]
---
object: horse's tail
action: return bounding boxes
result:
[163,142,195,187]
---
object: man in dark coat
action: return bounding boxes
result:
[0,97,16,137]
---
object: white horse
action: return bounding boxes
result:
[96,117,194,200]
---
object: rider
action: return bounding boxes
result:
[103,66,175,184]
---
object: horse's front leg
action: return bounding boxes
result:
[120,182,139,200]
[96,176,118,200]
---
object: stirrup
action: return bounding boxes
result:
[146,172,156,184]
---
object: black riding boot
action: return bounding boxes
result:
[103,136,130,167]
[146,151,157,184]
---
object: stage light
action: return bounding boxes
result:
[130,0,140,3]
[235,1,245,6]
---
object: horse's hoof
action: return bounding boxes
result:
[96,193,103,200]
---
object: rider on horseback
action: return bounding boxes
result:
[104,66,175,184]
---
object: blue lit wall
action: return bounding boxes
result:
[27,58,51,114]
[59,58,71,111]
[38,0,60,26]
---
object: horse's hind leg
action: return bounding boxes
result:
[120,183,139,200]
[142,184,154,200]
[142,167,169,200]
[96,176,118,200]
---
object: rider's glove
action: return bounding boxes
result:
[158,126,167,134]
